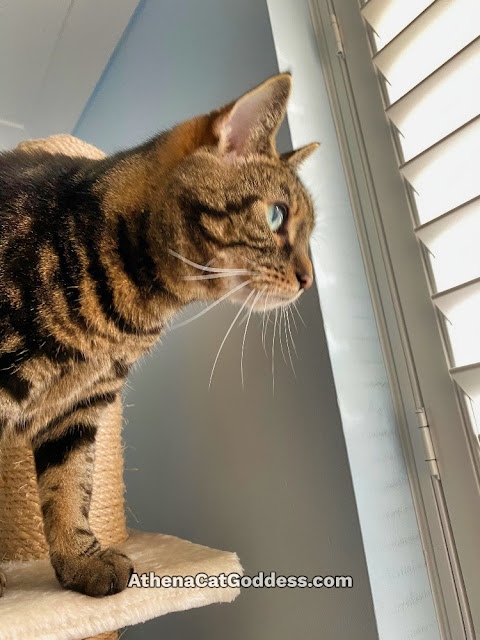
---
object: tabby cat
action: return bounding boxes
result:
[0,74,317,597]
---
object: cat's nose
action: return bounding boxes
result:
[296,271,313,290]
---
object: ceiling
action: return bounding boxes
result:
[0,0,139,150]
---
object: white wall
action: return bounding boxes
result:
[74,1,378,638]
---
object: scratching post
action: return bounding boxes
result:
[0,136,242,640]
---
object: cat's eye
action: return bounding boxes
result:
[266,203,288,232]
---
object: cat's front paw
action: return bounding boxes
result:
[52,547,133,597]
[0,569,6,597]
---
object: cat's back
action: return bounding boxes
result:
[0,150,79,296]
[0,149,103,291]
[0,149,92,226]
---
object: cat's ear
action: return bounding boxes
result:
[214,73,292,157]
[281,143,319,169]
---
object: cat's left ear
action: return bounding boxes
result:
[214,73,292,157]
[281,143,320,169]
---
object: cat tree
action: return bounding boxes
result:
[0,135,242,640]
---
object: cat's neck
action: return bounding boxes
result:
[79,119,217,339]
[96,113,217,214]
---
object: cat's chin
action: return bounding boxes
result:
[259,291,303,311]
[229,286,302,311]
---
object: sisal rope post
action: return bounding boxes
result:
[0,136,128,640]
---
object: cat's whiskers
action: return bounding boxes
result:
[261,293,270,354]
[241,287,266,389]
[271,308,278,395]
[284,306,297,377]
[285,305,298,358]
[168,249,253,274]
[238,308,251,327]
[173,279,252,329]
[278,308,288,366]
[182,271,258,281]
[209,289,256,389]
[171,250,303,389]
[288,304,299,333]
[292,300,307,327]
[238,288,264,326]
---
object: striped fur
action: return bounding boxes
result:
[0,74,317,596]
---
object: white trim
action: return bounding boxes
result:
[267,2,442,638]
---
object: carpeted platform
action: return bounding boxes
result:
[0,529,243,640]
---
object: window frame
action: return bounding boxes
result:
[308,0,480,637]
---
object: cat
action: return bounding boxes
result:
[0,73,317,597]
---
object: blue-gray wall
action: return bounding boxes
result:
[75,1,377,638]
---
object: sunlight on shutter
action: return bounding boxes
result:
[362,0,435,50]
[371,0,480,103]
[432,279,480,367]
[400,116,480,223]
[415,197,480,292]
[386,38,480,160]
[362,0,480,434]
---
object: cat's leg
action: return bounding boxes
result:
[32,395,133,596]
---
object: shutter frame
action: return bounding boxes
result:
[311,0,480,635]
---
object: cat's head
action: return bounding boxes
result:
[167,74,318,311]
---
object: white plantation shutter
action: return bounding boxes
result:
[362,0,480,436]
[308,0,480,635]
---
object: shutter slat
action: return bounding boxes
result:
[451,363,480,400]
[400,115,480,223]
[415,197,480,291]
[386,37,480,160]
[432,278,480,367]
[372,0,480,103]
[361,0,435,50]
[432,278,480,321]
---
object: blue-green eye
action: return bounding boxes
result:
[266,203,288,232]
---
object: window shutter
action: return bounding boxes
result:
[362,0,480,433]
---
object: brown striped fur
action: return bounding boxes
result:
[0,74,317,596]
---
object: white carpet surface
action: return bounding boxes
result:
[0,529,243,639]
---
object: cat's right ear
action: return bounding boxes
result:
[281,143,320,168]
[213,74,292,158]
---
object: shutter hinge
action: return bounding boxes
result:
[415,408,440,478]
[330,12,345,58]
